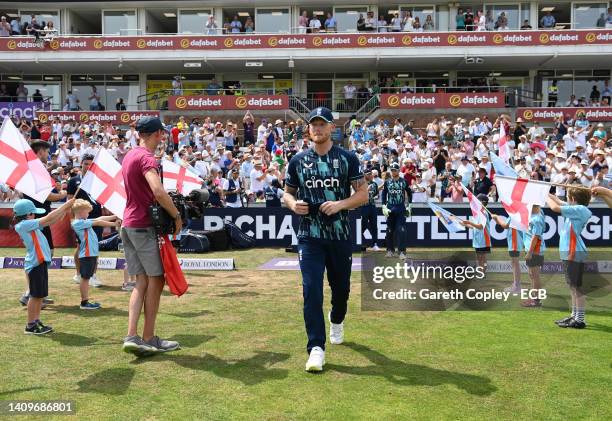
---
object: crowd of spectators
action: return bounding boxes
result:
[1,108,610,209]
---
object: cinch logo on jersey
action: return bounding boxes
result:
[305,176,340,189]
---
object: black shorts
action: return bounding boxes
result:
[475,247,491,254]
[42,225,53,250]
[28,263,49,298]
[526,254,544,267]
[563,260,585,287]
[508,250,520,258]
[79,256,97,280]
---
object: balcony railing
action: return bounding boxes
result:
[2,25,609,37]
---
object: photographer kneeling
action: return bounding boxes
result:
[121,116,182,356]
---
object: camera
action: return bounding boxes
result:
[150,189,210,235]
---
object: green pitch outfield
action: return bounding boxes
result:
[0,247,610,420]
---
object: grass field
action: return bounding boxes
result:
[0,246,611,420]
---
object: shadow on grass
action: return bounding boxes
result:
[586,323,612,333]
[185,273,216,278]
[165,310,213,318]
[0,387,44,397]
[326,342,497,396]
[220,283,250,288]
[132,351,289,385]
[97,285,126,292]
[77,368,135,395]
[166,334,216,348]
[48,305,128,317]
[46,332,99,347]
[216,291,260,298]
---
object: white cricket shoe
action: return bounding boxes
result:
[305,346,325,372]
[385,251,394,258]
[399,252,406,260]
[72,274,80,284]
[89,274,102,288]
[329,312,344,345]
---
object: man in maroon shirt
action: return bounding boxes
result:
[120,116,182,356]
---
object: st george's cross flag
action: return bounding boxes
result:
[79,148,126,218]
[427,201,463,233]
[460,184,488,226]
[162,159,203,196]
[0,117,53,201]
[495,175,551,232]
[498,120,511,163]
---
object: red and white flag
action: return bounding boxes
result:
[498,121,511,163]
[495,175,551,232]
[460,184,487,226]
[79,147,126,218]
[0,117,53,201]
[162,159,203,196]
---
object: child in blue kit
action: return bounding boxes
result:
[461,193,491,276]
[547,188,592,329]
[522,205,546,308]
[492,214,524,293]
[71,199,119,310]
[13,198,75,335]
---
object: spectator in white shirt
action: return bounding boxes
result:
[249,160,266,194]
[343,81,357,111]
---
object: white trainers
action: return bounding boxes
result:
[328,312,344,345]
[305,346,325,372]
[372,245,380,251]
[72,274,80,284]
[385,251,394,258]
[89,275,102,288]
[399,252,406,260]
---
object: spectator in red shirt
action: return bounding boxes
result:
[170,126,180,151]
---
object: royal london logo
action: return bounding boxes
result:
[136,39,146,48]
[357,36,367,46]
[175,97,187,109]
[402,35,412,45]
[312,36,323,47]
[224,38,234,48]
[305,176,340,189]
[268,37,278,47]
[492,33,503,44]
[235,97,248,108]
[93,39,103,49]
[447,34,458,45]
[387,95,400,107]
[180,38,190,48]
[539,33,549,44]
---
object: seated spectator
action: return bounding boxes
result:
[520,19,532,29]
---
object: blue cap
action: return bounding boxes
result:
[307,107,334,123]
[13,199,45,217]
[136,116,165,133]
